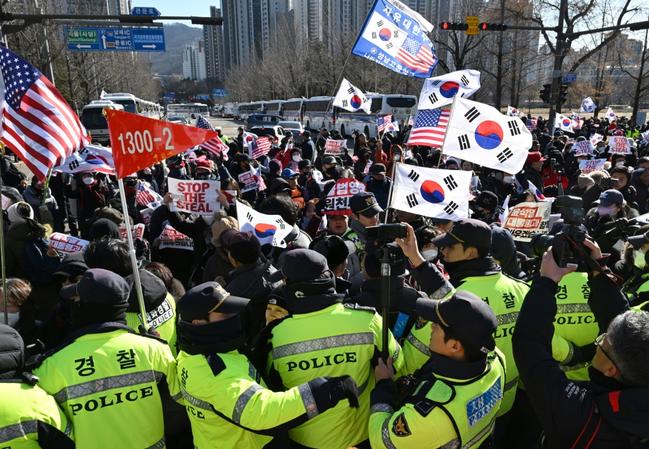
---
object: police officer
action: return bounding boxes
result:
[621,229,649,306]
[125,268,178,355]
[32,269,180,449]
[175,281,360,448]
[262,249,403,449]
[369,291,505,449]
[0,324,74,448]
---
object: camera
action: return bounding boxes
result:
[531,196,595,270]
[366,224,408,242]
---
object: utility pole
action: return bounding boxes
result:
[495,0,505,110]
[632,24,649,124]
[548,0,568,130]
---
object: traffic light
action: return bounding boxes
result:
[539,84,551,104]
[440,22,468,31]
[558,83,569,105]
[479,23,508,31]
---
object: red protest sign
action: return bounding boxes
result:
[106,109,219,178]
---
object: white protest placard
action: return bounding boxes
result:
[642,131,649,144]
[572,140,594,156]
[119,223,146,240]
[503,201,552,242]
[322,178,366,215]
[48,232,89,254]
[157,224,194,251]
[167,178,220,216]
[590,133,604,147]
[579,159,606,174]
[324,139,347,155]
[608,136,631,154]
[238,171,259,193]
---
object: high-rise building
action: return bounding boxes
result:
[222,0,254,70]
[183,40,207,80]
[292,0,324,43]
[203,5,225,81]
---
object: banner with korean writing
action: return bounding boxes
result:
[157,224,194,251]
[503,201,552,242]
[579,159,606,174]
[48,232,89,254]
[322,178,366,215]
[119,223,146,240]
[608,136,631,154]
[167,178,220,216]
[324,139,347,155]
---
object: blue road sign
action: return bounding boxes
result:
[65,26,165,52]
[562,73,577,84]
[131,7,161,16]
[212,88,228,97]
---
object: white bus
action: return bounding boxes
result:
[264,100,285,117]
[237,101,265,120]
[302,96,333,131]
[334,94,417,138]
[101,93,163,118]
[165,102,210,118]
[282,98,304,122]
[80,100,124,145]
[335,94,417,137]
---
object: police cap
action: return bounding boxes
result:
[350,192,383,218]
[125,269,167,312]
[60,268,131,306]
[177,282,250,322]
[416,290,497,355]
[431,218,492,253]
[281,249,329,284]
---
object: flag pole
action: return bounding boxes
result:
[117,178,149,333]
[0,198,7,325]
[40,167,53,207]
[383,162,399,224]
[436,96,458,168]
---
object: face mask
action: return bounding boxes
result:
[633,250,647,270]
[597,205,617,216]
[503,175,514,184]
[82,177,94,185]
[6,312,19,327]
[615,162,625,168]
[292,155,301,162]
[422,248,438,261]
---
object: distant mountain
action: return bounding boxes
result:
[149,23,203,75]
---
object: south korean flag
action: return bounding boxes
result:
[333,78,372,114]
[390,163,471,220]
[418,69,481,110]
[236,200,292,247]
[443,97,532,175]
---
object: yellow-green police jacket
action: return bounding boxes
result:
[33,326,179,449]
[0,381,73,448]
[552,272,598,381]
[177,349,326,449]
[126,293,178,356]
[369,350,505,449]
[267,302,403,449]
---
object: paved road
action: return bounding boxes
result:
[206,117,242,138]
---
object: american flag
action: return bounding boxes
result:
[377,114,393,133]
[0,47,89,180]
[195,115,229,159]
[249,136,271,159]
[407,109,450,147]
[135,181,163,207]
[397,37,437,74]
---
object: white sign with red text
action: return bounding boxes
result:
[48,233,89,254]
[167,178,220,216]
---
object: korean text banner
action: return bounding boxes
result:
[503,201,551,242]
[323,178,366,215]
[352,0,438,78]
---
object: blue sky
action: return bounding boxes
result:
[134,0,219,26]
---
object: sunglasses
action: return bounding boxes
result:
[595,333,624,381]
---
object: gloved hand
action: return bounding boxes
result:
[308,375,360,413]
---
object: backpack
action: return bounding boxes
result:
[22,237,60,285]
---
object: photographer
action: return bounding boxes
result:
[513,242,649,448]
[585,190,638,252]
[619,229,649,307]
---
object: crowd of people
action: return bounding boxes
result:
[0,111,648,449]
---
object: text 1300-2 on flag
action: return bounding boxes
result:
[443,97,532,174]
